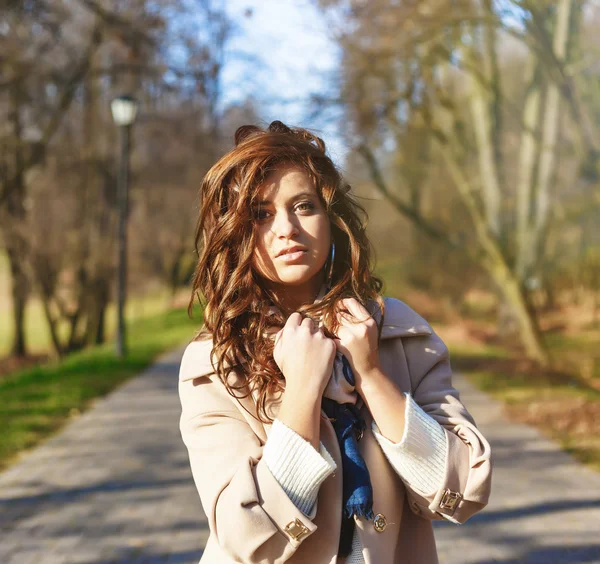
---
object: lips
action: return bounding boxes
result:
[276,246,308,258]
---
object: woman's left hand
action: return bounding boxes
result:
[333,297,382,392]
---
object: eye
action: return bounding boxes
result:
[295,201,315,212]
[253,208,271,221]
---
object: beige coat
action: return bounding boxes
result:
[178,297,493,564]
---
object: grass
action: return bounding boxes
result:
[0,248,184,357]
[0,304,202,470]
[446,337,600,472]
[544,331,600,383]
[0,286,180,358]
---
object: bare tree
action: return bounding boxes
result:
[317,0,597,365]
[1,0,236,358]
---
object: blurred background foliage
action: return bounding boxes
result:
[1,0,599,469]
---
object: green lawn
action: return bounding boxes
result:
[447,338,600,472]
[0,285,182,357]
[0,304,202,470]
[0,249,189,357]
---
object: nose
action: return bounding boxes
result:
[272,210,299,238]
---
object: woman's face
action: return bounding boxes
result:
[252,165,331,307]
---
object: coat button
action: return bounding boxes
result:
[439,489,462,513]
[284,518,310,541]
[373,513,387,532]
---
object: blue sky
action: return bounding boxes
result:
[221,0,347,160]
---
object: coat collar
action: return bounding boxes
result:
[179,296,431,382]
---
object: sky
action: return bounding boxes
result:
[220,0,348,161]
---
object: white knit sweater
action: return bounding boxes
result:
[263,394,447,564]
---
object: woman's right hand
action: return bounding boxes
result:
[273,312,336,400]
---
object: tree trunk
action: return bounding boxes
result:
[95,281,108,345]
[438,144,549,364]
[530,0,572,272]
[5,79,30,358]
[483,0,504,191]
[7,244,29,357]
[515,56,542,281]
[468,47,501,237]
[358,141,549,365]
[40,294,64,358]
[84,277,110,346]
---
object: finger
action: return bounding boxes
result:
[336,310,353,326]
[342,297,371,322]
[273,328,284,348]
[335,301,356,324]
[334,300,350,317]
[286,311,303,327]
[332,337,347,355]
[301,316,316,332]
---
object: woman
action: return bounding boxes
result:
[178,121,492,564]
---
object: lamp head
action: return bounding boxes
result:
[111,95,139,126]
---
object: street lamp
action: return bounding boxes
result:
[111,95,138,358]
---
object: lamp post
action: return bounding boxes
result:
[110,95,138,359]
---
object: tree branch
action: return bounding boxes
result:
[356,143,461,250]
[0,22,103,207]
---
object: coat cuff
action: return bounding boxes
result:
[372,394,447,495]
[263,419,337,515]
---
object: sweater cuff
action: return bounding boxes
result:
[263,419,337,515]
[372,394,447,495]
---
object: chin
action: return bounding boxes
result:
[276,274,314,286]
[273,266,321,286]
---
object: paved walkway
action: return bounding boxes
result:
[0,347,599,563]
[0,347,205,564]
[433,376,600,564]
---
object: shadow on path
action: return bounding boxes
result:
[82,548,204,564]
[435,498,600,527]
[473,544,600,564]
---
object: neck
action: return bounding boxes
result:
[268,273,326,312]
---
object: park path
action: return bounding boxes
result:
[0,347,205,564]
[0,346,599,564]
[433,376,600,564]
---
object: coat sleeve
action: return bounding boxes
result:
[398,329,493,524]
[371,393,448,494]
[178,368,320,563]
[263,419,336,515]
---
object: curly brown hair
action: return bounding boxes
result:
[188,120,385,422]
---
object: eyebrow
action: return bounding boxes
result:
[253,191,316,206]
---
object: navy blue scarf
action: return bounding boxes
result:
[321,356,374,557]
